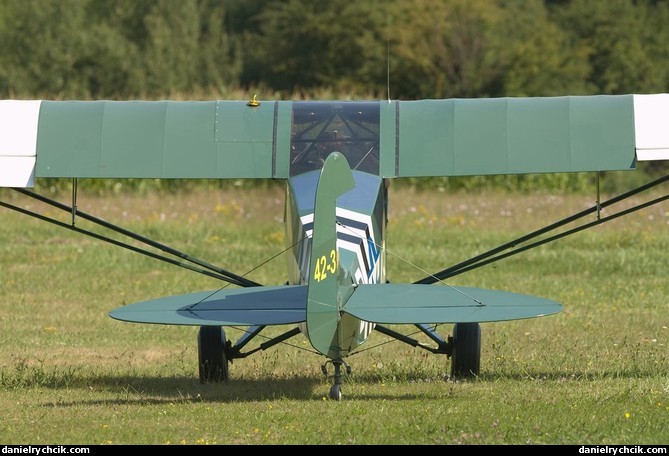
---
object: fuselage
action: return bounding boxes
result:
[284,101,386,357]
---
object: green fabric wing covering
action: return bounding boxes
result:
[394,95,636,177]
[35,100,281,179]
[343,284,562,324]
[109,285,307,326]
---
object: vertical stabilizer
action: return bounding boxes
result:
[306,152,355,358]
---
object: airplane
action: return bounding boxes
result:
[0,95,667,400]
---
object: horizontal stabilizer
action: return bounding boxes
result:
[109,285,306,326]
[344,284,562,324]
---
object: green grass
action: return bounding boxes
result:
[0,186,668,444]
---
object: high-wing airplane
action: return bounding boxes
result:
[1,95,667,400]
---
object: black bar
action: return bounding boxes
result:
[431,192,669,281]
[415,175,668,284]
[11,188,261,287]
[0,200,249,286]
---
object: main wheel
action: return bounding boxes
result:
[198,326,229,383]
[450,322,481,379]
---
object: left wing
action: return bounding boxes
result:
[0,100,292,186]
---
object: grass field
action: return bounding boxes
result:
[0,183,667,445]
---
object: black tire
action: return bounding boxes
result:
[329,384,342,401]
[198,326,229,383]
[450,322,481,379]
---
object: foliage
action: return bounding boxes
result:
[551,0,669,95]
[0,0,668,99]
[0,0,666,188]
[0,0,241,98]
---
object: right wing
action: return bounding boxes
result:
[389,94,669,178]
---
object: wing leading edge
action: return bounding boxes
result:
[109,285,307,326]
[343,284,562,324]
[1,95,668,188]
[108,282,562,327]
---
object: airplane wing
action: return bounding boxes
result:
[1,95,668,188]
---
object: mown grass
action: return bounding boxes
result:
[0,184,667,445]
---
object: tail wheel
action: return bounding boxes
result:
[450,322,481,379]
[198,326,229,383]
[329,384,342,401]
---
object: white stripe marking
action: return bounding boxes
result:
[0,156,36,187]
[633,94,669,161]
[0,100,42,187]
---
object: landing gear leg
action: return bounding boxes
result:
[321,360,351,401]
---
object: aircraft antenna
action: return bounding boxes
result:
[386,38,391,102]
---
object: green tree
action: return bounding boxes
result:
[385,0,504,98]
[495,0,592,96]
[242,0,388,96]
[104,0,241,97]
[385,0,592,99]
[0,0,96,97]
[0,0,241,98]
[552,0,669,94]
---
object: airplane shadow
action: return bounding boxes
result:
[38,372,450,406]
[33,367,660,407]
[41,374,327,406]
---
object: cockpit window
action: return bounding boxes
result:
[290,101,380,176]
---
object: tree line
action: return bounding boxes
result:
[1,0,668,100]
[0,0,666,192]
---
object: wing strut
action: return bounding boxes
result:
[3,188,261,287]
[415,174,669,284]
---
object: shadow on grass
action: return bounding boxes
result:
[352,366,665,384]
[477,368,667,382]
[6,361,664,406]
[67,373,326,404]
[38,373,448,406]
[25,369,460,406]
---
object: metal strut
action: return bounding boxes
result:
[374,324,450,355]
[3,188,261,287]
[71,178,78,226]
[416,174,669,284]
[321,359,351,401]
[229,326,302,359]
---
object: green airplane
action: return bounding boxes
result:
[1,96,667,400]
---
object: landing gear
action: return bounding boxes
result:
[198,326,229,383]
[450,322,481,379]
[329,383,342,401]
[322,360,351,401]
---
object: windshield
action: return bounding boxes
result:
[290,101,380,176]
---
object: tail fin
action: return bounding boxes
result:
[306,152,355,357]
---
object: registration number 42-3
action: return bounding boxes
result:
[313,249,338,282]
